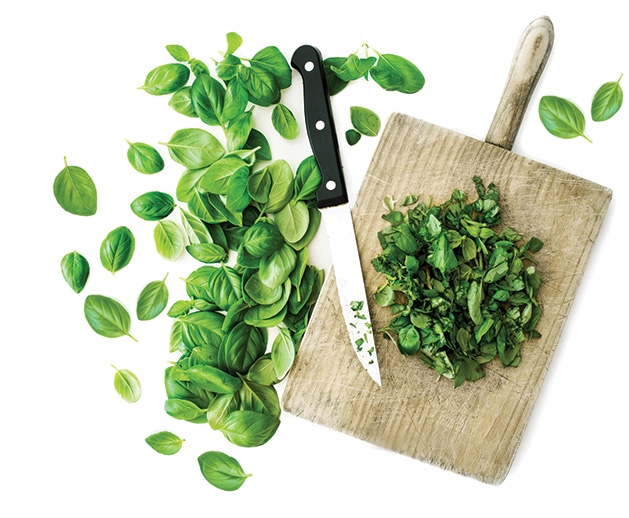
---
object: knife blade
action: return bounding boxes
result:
[291,44,381,386]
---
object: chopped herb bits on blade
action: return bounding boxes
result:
[371,177,544,388]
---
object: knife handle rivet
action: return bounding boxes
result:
[315,120,326,130]
[304,61,315,72]
[325,180,336,191]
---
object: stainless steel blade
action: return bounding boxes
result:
[321,203,381,386]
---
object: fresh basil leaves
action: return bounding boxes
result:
[539,74,623,141]
[61,251,90,293]
[53,157,98,216]
[112,365,142,403]
[84,295,137,341]
[100,226,135,274]
[145,431,185,455]
[372,177,544,388]
[137,275,169,321]
[198,451,251,491]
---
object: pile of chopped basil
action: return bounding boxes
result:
[371,176,544,387]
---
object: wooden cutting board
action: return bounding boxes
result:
[281,17,612,485]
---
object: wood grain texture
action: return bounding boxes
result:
[282,113,612,484]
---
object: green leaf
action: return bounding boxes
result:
[323,57,349,95]
[61,251,90,293]
[591,74,623,122]
[222,78,249,122]
[186,243,228,264]
[293,156,322,202]
[219,410,280,447]
[191,73,225,126]
[225,32,243,55]
[162,128,225,169]
[248,46,292,90]
[538,95,591,141]
[140,63,190,95]
[53,158,97,216]
[331,54,376,82]
[186,364,242,394]
[265,159,294,213]
[225,110,253,151]
[275,200,309,244]
[467,280,483,326]
[84,294,136,340]
[126,141,164,174]
[225,167,251,213]
[370,53,425,93]
[130,191,175,221]
[100,226,135,274]
[168,86,197,118]
[243,218,284,258]
[244,128,272,161]
[200,156,248,195]
[258,244,296,289]
[165,44,190,62]
[350,106,381,137]
[271,327,295,380]
[198,451,251,491]
[346,129,361,146]
[180,207,212,244]
[271,103,299,140]
[239,65,280,107]
[164,398,206,421]
[112,365,141,403]
[137,274,169,321]
[145,431,184,455]
[154,220,186,261]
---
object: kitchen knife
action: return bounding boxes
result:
[291,44,381,386]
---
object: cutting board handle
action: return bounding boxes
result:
[485,16,554,150]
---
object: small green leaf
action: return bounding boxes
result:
[346,129,361,145]
[271,103,299,140]
[186,243,228,264]
[154,220,186,261]
[100,226,135,274]
[126,141,164,174]
[271,327,295,380]
[370,53,425,93]
[331,54,376,82]
[198,451,251,491]
[137,274,169,321]
[165,44,190,62]
[61,251,90,293]
[84,295,136,341]
[350,106,381,137]
[161,128,225,169]
[539,95,591,142]
[145,431,184,455]
[112,365,141,403]
[53,157,97,216]
[140,63,190,95]
[130,191,175,221]
[591,74,623,122]
[225,32,243,55]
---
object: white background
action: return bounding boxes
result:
[1,0,626,516]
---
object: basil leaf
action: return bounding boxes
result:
[84,294,136,341]
[271,103,299,140]
[248,46,292,90]
[178,310,225,350]
[141,63,190,95]
[145,431,184,455]
[61,251,90,293]
[176,167,206,203]
[186,243,228,264]
[265,159,294,213]
[225,167,251,213]
[100,226,135,274]
[247,354,279,386]
[243,218,284,258]
[293,156,322,202]
[239,65,280,107]
[219,410,280,447]
[53,157,97,216]
[225,110,253,151]
[191,74,225,126]
[275,200,309,244]
[350,106,381,137]
[271,327,295,380]
[244,129,272,161]
[287,207,321,251]
[164,398,206,421]
[130,191,175,221]
[370,53,425,93]
[216,54,242,82]
[331,54,376,82]
[346,129,361,146]
[165,44,190,62]
[259,245,296,290]
[168,86,197,118]
[198,451,251,491]
[186,364,242,394]
[218,321,267,375]
[591,74,623,122]
[180,208,212,244]
[161,128,225,169]
[222,78,249,122]
[538,95,591,142]
[323,57,349,95]
[154,220,185,261]
[112,365,141,403]
[126,141,164,174]
[200,156,248,195]
[239,378,281,417]
[137,274,169,321]
[225,32,243,55]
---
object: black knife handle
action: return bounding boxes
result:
[291,45,348,208]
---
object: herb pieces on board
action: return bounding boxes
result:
[371,177,544,388]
